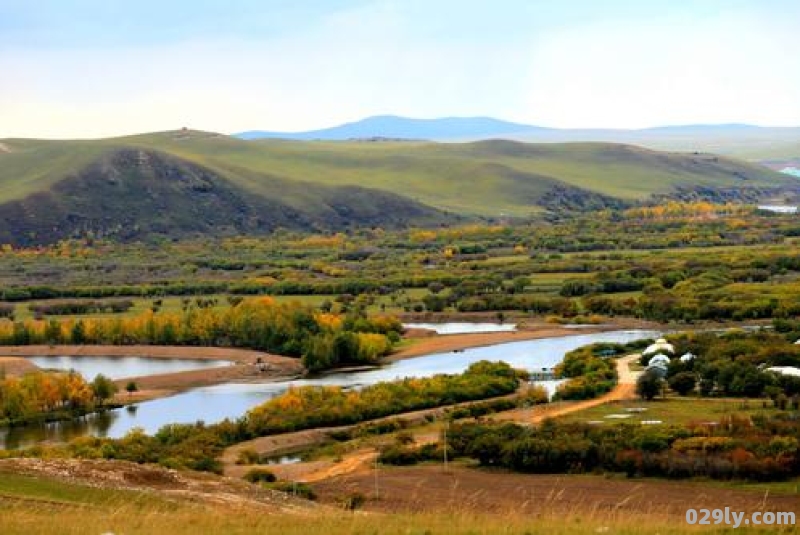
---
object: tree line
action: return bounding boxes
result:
[0,370,117,425]
[0,298,402,371]
[393,414,800,482]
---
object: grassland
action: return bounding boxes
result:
[555,397,780,426]
[2,468,794,535]
[0,130,793,218]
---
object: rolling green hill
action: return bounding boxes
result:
[0,130,796,244]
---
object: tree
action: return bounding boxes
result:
[422,294,446,313]
[71,320,86,344]
[91,374,118,405]
[125,381,139,397]
[668,372,697,396]
[427,282,445,294]
[636,370,663,401]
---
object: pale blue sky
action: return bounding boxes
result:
[1,0,798,138]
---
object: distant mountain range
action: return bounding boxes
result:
[236,116,549,141]
[236,116,800,160]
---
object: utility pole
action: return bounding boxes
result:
[373,455,379,499]
[443,420,449,471]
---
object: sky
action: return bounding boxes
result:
[1,0,799,138]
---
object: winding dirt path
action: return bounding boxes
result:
[491,354,642,424]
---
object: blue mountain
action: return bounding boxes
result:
[235,115,550,141]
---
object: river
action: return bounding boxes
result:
[0,329,658,449]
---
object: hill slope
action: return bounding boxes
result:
[124,132,797,213]
[0,143,454,245]
[0,130,796,244]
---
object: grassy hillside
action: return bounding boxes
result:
[0,139,455,245]
[126,133,798,212]
[0,130,796,243]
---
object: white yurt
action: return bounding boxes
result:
[643,338,675,356]
[679,352,695,363]
[766,366,800,377]
[645,362,669,378]
[647,354,671,368]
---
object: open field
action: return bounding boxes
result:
[1,458,796,535]
[312,465,800,518]
[555,397,782,426]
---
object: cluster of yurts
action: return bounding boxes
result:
[642,337,800,379]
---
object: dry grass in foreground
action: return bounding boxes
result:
[4,500,796,535]
[1,461,796,535]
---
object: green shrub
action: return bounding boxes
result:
[243,468,277,483]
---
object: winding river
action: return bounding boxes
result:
[0,329,658,450]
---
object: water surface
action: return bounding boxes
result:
[27,355,233,380]
[758,205,798,214]
[1,330,658,449]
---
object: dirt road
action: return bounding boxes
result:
[227,355,644,482]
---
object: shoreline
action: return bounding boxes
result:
[0,345,305,404]
[388,318,658,361]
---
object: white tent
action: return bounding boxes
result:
[645,362,669,378]
[679,352,695,363]
[648,354,671,367]
[766,366,800,377]
[643,338,675,356]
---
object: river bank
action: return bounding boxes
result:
[391,318,658,360]
[0,345,304,403]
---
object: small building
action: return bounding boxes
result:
[648,354,671,368]
[766,366,800,377]
[643,338,675,356]
[645,362,668,378]
[679,352,696,363]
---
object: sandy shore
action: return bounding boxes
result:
[389,321,633,361]
[0,356,40,376]
[0,345,281,363]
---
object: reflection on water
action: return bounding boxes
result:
[0,410,119,450]
[2,330,659,449]
[758,205,798,214]
[403,322,516,334]
[27,355,233,380]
